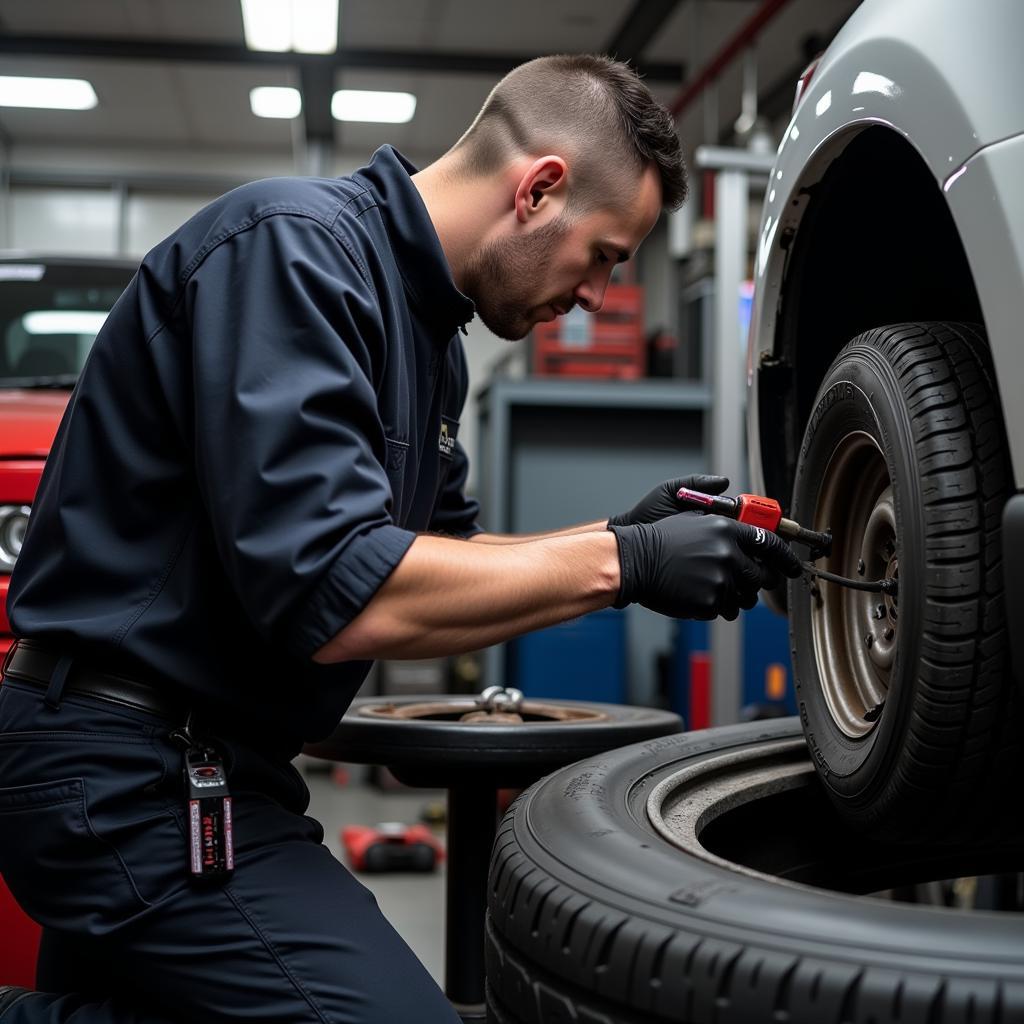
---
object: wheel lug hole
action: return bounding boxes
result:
[883,627,895,641]
[864,633,874,648]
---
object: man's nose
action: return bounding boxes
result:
[573,277,609,313]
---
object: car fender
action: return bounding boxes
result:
[943,132,1024,485]
[748,0,1024,495]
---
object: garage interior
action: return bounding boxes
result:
[1,1,1022,1022]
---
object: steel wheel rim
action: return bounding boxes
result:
[357,700,609,724]
[811,431,899,739]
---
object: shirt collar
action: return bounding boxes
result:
[354,145,476,339]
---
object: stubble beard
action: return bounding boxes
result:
[462,217,570,341]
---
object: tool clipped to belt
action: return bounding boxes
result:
[170,715,234,882]
[675,486,898,597]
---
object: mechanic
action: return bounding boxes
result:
[0,54,800,1023]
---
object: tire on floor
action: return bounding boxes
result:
[485,719,1024,1024]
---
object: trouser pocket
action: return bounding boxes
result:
[0,777,148,933]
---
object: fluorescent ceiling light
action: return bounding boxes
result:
[0,76,97,110]
[250,86,302,118]
[23,311,108,335]
[0,265,45,282]
[241,0,290,51]
[241,0,338,55]
[291,0,338,54]
[332,90,416,124]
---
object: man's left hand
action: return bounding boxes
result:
[607,474,730,528]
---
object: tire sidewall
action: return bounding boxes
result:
[487,721,1024,1024]
[789,345,924,805]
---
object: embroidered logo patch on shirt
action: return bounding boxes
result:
[439,417,457,458]
[439,423,454,458]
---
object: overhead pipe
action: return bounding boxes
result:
[669,0,795,118]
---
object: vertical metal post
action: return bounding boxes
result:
[482,382,509,690]
[696,145,773,725]
[0,132,13,249]
[0,165,9,250]
[303,138,332,178]
[710,166,747,725]
[114,182,129,256]
[444,783,498,1018]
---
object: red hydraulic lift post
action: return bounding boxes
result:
[669,0,796,120]
[671,0,795,238]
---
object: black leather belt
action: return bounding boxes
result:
[2,640,186,720]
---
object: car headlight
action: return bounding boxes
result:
[0,505,30,571]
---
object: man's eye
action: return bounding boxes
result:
[596,250,609,264]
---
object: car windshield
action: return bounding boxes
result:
[0,261,136,388]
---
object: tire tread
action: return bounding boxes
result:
[795,322,1020,837]
[486,805,1024,1024]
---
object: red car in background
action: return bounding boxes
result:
[0,256,137,657]
[0,256,137,986]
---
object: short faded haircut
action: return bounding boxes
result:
[450,54,687,213]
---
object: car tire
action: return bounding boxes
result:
[485,719,1024,1024]
[789,322,1021,841]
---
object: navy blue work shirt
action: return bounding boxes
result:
[9,146,481,746]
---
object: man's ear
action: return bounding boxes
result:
[514,156,568,223]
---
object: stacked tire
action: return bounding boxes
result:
[485,720,1024,1024]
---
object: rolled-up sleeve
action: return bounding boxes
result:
[184,211,415,658]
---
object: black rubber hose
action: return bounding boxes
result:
[802,562,898,597]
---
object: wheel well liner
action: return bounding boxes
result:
[760,127,983,511]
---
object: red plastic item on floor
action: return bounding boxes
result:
[0,873,39,987]
[342,823,445,873]
[689,652,711,730]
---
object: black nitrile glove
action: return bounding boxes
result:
[607,474,730,527]
[609,514,803,621]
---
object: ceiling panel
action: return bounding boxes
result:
[343,0,628,54]
[332,66,493,158]
[173,64,300,149]
[646,0,756,63]
[0,0,244,43]
[0,53,303,149]
[0,54,190,144]
[0,0,863,171]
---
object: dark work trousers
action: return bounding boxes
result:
[0,670,461,1024]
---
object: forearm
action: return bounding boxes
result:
[313,531,620,662]
[468,519,608,544]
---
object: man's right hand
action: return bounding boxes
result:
[608,514,803,621]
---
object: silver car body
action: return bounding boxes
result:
[748,0,1024,492]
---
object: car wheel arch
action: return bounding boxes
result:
[755,125,985,522]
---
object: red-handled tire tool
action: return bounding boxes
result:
[675,486,898,596]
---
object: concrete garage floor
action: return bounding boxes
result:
[301,760,449,984]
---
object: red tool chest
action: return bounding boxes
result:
[531,284,645,379]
